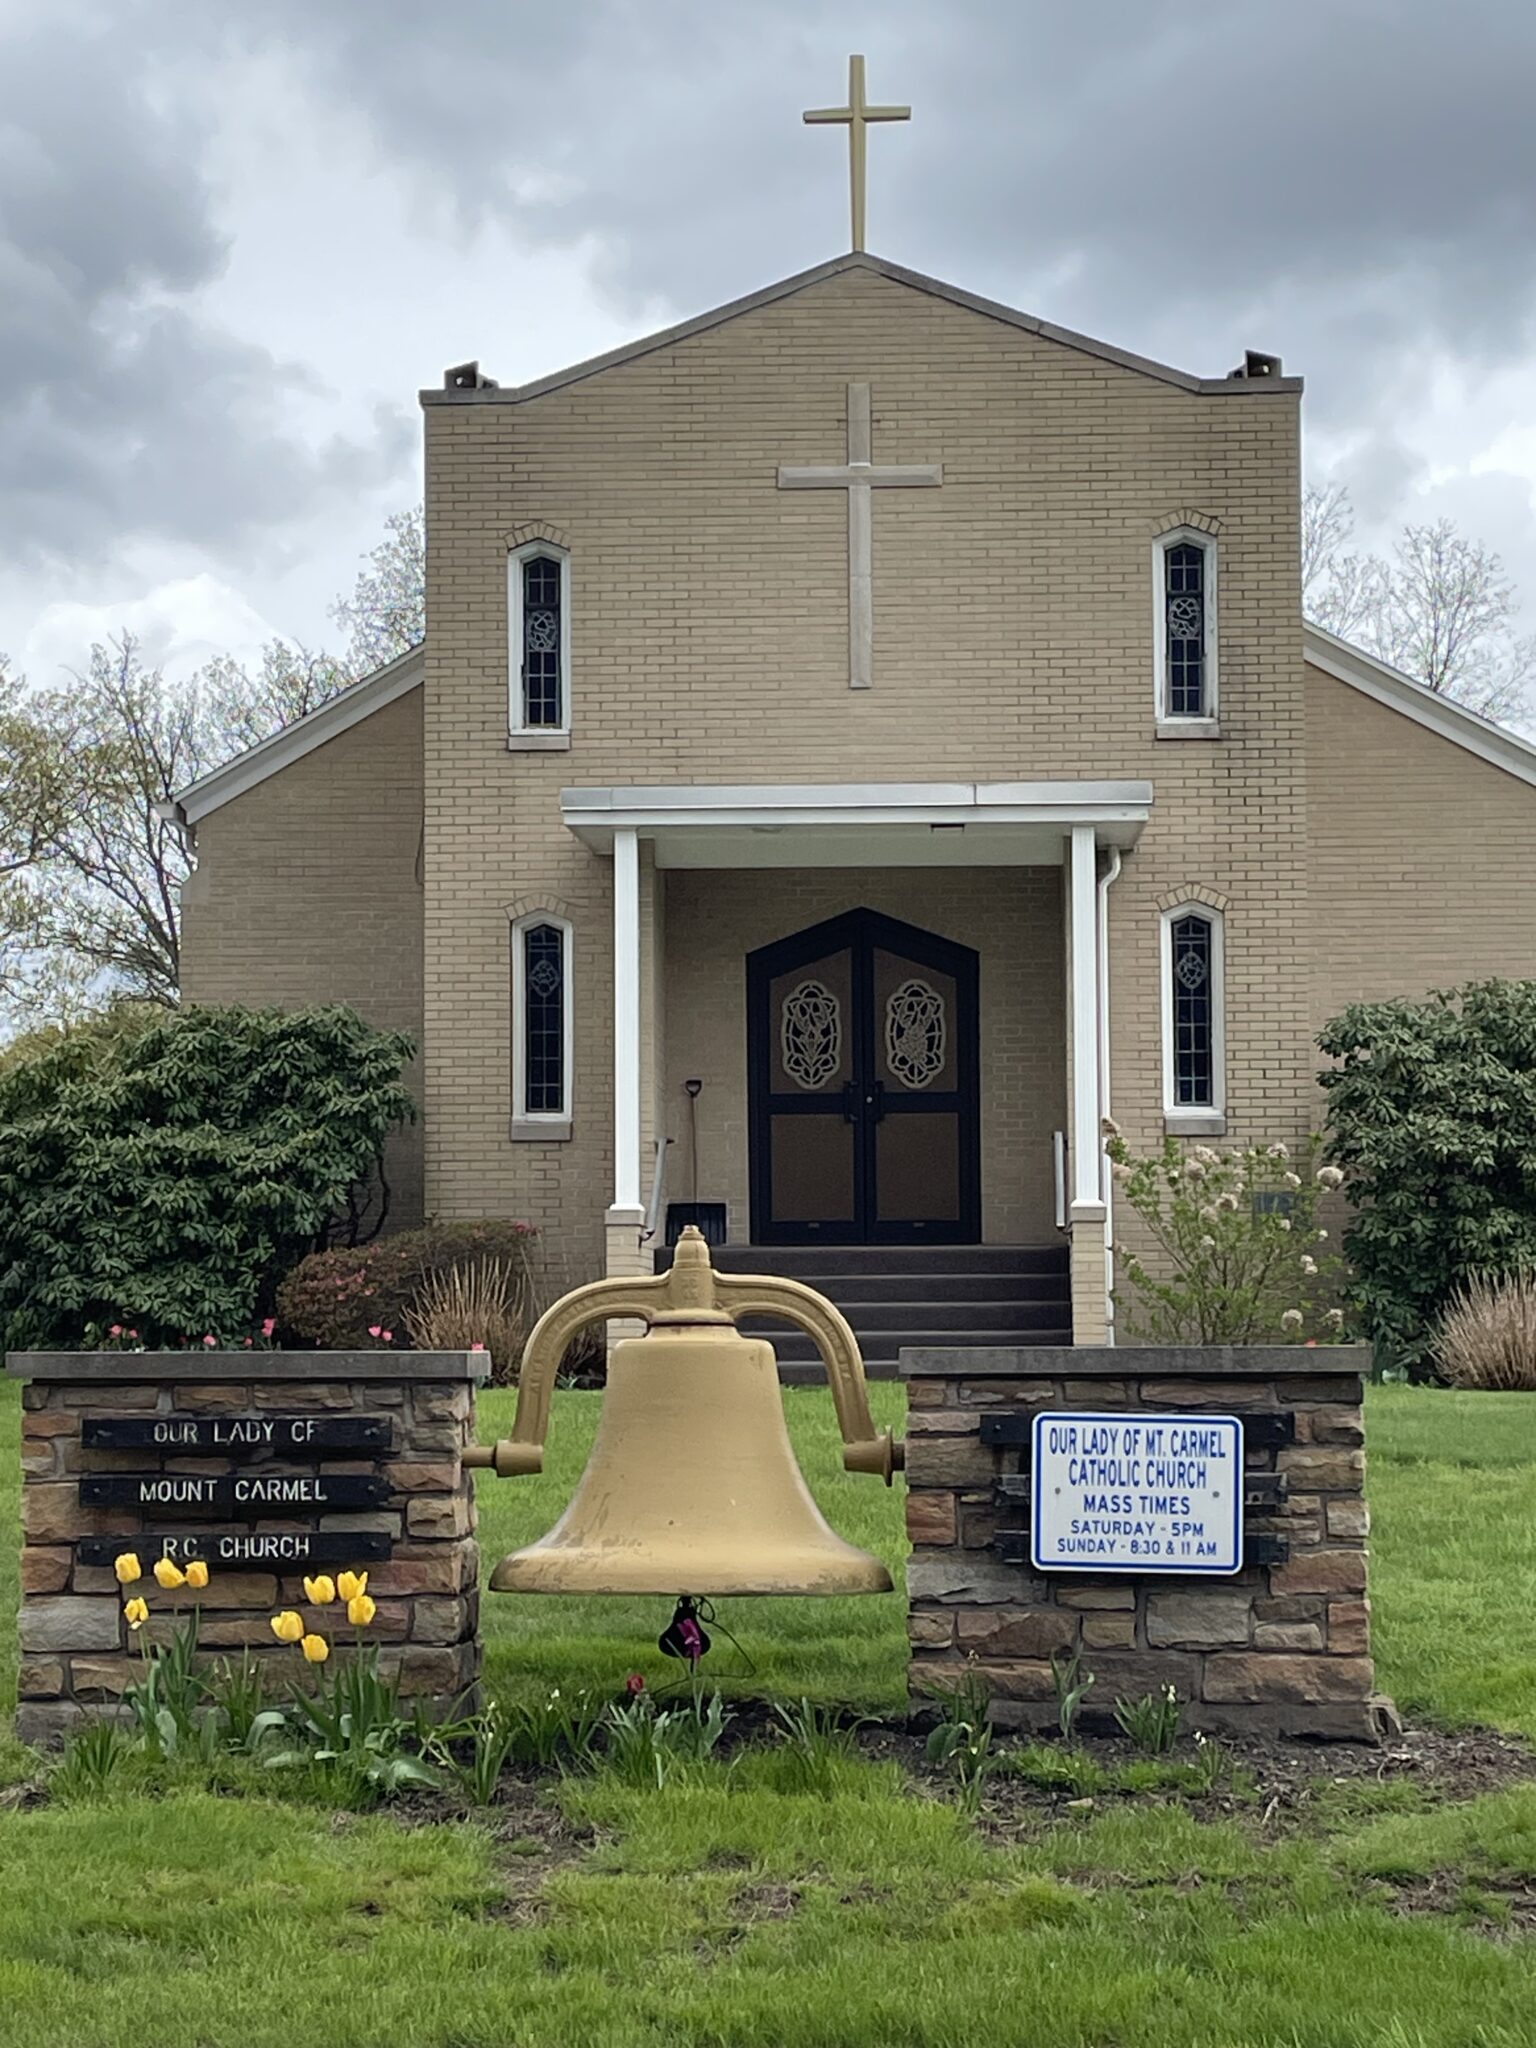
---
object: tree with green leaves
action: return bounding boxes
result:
[0,1003,415,1350]
[1319,979,1536,1378]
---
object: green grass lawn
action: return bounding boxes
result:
[474,1381,911,1708]
[1,1379,1535,2047]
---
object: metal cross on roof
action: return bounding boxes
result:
[802,54,910,254]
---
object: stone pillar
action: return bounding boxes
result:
[8,1348,488,1748]
[901,1343,1390,1741]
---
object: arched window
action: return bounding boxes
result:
[1154,530,1218,728]
[511,915,573,1136]
[1160,903,1225,1122]
[508,543,571,743]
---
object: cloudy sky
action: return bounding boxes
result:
[6,0,1536,686]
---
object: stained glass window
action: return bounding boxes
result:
[522,555,563,727]
[1170,912,1214,1106]
[522,922,565,1114]
[1164,542,1207,718]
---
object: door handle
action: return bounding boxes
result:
[867,1081,886,1124]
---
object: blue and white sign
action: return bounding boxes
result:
[1031,1412,1244,1575]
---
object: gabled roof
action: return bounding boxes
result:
[420,251,1305,409]
[164,643,423,826]
[1302,624,1536,792]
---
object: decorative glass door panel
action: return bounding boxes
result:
[748,910,980,1243]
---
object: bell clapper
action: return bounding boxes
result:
[658,1595,713,1665]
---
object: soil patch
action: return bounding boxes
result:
[960,1721,1536,1842]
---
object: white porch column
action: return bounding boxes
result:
[1067,823,1109,1342]
[607,827,645,1265]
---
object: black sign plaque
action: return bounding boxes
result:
[79,1472,392,1518]
[77,1530,393,1570]
[81,1415,391,1456]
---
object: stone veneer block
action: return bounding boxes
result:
[900,1344,1391,1742]
[7,1350,488,1749]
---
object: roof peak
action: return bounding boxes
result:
[421,251,1302,410]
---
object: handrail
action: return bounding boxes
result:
[642,1135,672,1243]
[1052,1130,1067,1232]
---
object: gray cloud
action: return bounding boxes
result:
[0,4,408,569]
[229,0,1536,414]
[9,0,1536,644]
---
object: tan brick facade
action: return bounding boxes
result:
[418,261,1304,1295]
[180,688,426,1227]
[177,255,1536,1332]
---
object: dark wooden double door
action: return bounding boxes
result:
[747,908,981,1245]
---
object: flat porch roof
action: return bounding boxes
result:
[560,780,1153,867]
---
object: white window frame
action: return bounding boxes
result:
[1152,528,1219,736]
[510,912,574,1140]
[508,541,572,750]
[1160,902,1226,1132]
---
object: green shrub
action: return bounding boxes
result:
[1319,979,1536,1378]
[276,1220,538,1351]
[0,1004,414,1349]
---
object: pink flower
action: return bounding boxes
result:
[261,1318,276,1339]
[127,1329,139,1340]
[625,1673,645,1696]
[381,1329,393,1343]
[243,1337,253,1348]
[202,1334,217,1348]
[108,1324,123,1338]
[368,1325,383,1339]
[470,1343,486,1353]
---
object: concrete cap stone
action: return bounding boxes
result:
[6,1350,491,1384]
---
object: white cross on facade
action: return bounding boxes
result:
[777,382,942,690]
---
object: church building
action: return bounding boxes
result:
[170,76,1536,1357]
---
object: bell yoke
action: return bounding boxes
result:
[465,1226,905,1598]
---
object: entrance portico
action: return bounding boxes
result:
[561,781,1152,1342]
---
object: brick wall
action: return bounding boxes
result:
[180,688,427,1228]
[903,1345,1383,1740]
[421,263,1305,1270]
[1305,665,1536,1027]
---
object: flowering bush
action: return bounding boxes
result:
[1105,1127,1347,1344]
[276,1219,538,1351]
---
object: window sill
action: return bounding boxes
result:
[508,731,572,753]
[510,1117,572,1143]
[1164,1112,1227,1138]
[1155,719,1221,741]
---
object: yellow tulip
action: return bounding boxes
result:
[337,1570,367,1603]
[113,1553,142,1586]
[184,1560,210,1590]
[346,1593,377,1629]
[123,1596,149,1630]
[300,1632,330,1665]
[153,1558,186,1591]
[303,1574,336,1606]
[270,1610,305,1644]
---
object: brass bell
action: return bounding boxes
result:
[465,1227,904,1596]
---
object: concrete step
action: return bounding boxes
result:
[796,1270,1069,1303]
[738,1298,1067,1336]
[761,1326,1072,1366]
[656,1242,1068,1278]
